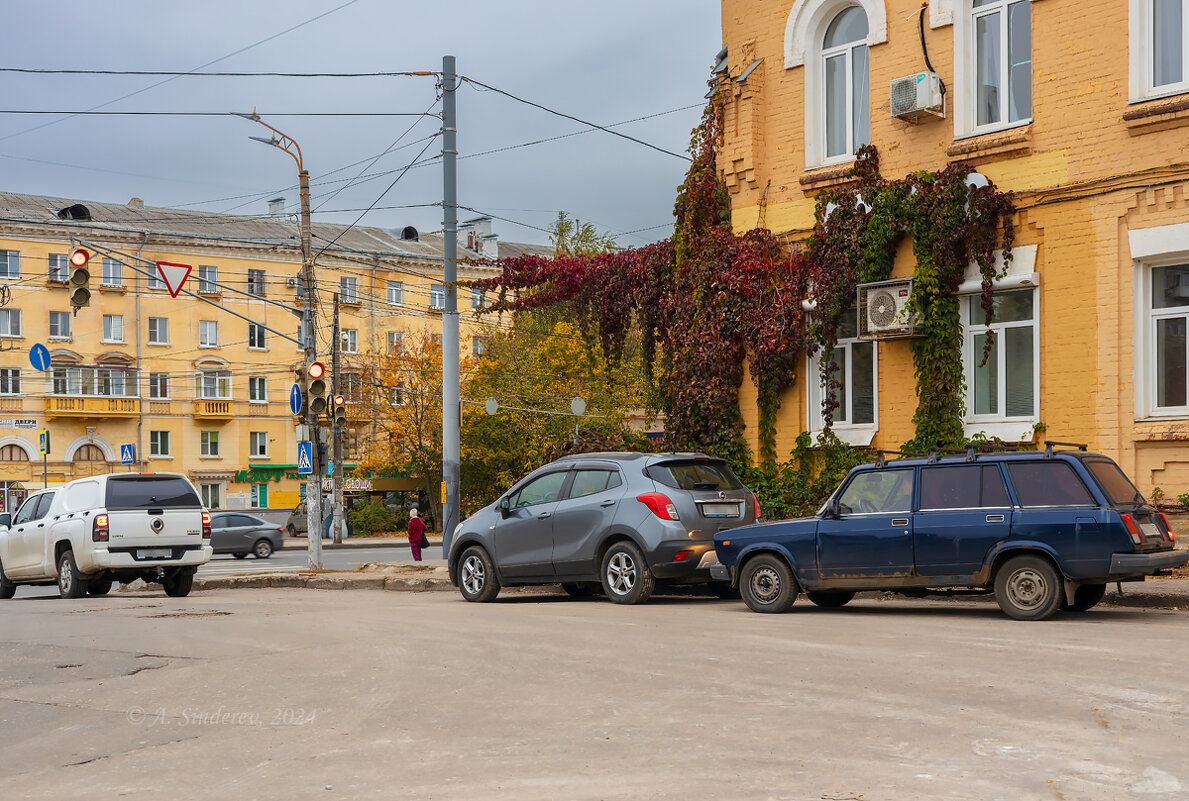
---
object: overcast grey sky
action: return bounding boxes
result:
[1,0,722,247]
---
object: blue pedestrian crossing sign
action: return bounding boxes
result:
[297,441,313,475]
[38,429,50,456]
[29,343,51,371]
[120,444,136,465]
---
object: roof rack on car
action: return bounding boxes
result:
[1043,440,1088,459]
[874,449,929,468]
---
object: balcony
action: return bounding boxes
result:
[193,399,234,420]
[45,396,139,419]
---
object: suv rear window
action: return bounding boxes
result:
[1005,462,1096,508]
[646,460,743,491]
[1084,458,1144,507]
[105,476,201,511]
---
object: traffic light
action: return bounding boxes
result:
[307,361,328,415]
[332,394,347,427]
[343,428,358,457]
[292,366,307,417]
[68,248,91,308]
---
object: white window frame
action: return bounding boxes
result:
[430,284,446,310]
[806,315,879,447]
[471,288,486,309]
[1130,0,1189,101]
[199,320,218,348]
[820,12,870,163]
[387,280,404,306]
[147,316,169,345]
[149,430,171,458]
[961,288,1039,438]
[196,370,232,401]
[387,331,404,353]
[0,309,21,337]
[48,254,67,283]
[953,0,1032,138]
[0,250,20,280]
[248,322,267,350]
[247,269,267,296]
[249,376,268,404]
[0,368,20,395]
[197,265,219,294]
[472,336,486,356]
[200,482,222,508]
[1134,254,1189,420]
[342,329,358,354]
[48,311,71,340]
[200,431,221,458]
[340,276,359,305]
[146,264,165,291]
[101,257,123,288]
[102,314,125,343]
[249,431,269,459]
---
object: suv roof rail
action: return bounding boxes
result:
[874,448,929,467]
[1043,440,1088,459]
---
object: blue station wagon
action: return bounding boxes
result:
[712,443,1187,620]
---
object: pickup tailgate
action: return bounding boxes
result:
[104,475,205,550]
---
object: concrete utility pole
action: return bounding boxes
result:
[236,112,323,569]
[331,293,344,545]
[441,55,460,557]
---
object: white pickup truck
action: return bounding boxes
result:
[0,472,213,599]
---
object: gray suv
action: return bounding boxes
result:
[448,452,759,604]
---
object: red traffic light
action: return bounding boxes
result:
[70,248,90,267]
[333,395,345,406]
[307,361,326,380]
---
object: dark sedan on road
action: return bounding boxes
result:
[209,513,284,559]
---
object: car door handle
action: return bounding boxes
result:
[891,518,909,527]
[537,512,552,519]
[600,500,615,507]
[986,514,1005,523]
[37,523,45,528]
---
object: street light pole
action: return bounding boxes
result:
[236,112,323,570]
[441,56,460,556]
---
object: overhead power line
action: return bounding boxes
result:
[0,110,435,117]
[0,68,435,78]
[460,75,692,162]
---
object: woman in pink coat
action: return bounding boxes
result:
[408,508,426,562]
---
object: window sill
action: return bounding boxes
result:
[947,124,1032,162]
[340,301,362,309]
[150,454,173,460]
[200,455,223,460]
[45,280,68,288]
[963,421,1038,443]
[0,335,24,340]
[1123,94,1189,135]
[248,347,269,353]
[249,400,269,405]
[798,161,860,192]
[198,344,220,349]
[147,342,170,347]
[808,426,876,447]
[252,455,271,461]
[99,285,127,294]
[101,340,126,345]
[48,336,72,343]
[197,291,221,298]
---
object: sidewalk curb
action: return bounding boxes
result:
[279,539,439,552]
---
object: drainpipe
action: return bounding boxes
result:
[134,232,149,471]
[370,255,379,350]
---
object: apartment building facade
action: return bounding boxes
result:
[0,193,540,513]
[719,0,1189,492]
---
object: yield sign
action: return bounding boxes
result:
[155,261,193,298]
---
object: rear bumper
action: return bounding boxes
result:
[650,543,727,581]
[1109,549,1188,576]
[85,545,212,572]
[710,563,731,582]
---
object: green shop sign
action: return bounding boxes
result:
[235,467,303,484]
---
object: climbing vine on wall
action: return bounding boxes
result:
[470,92,1016,467]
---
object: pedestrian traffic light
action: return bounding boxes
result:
[332,394,347,427]
[307,361,328,415]
[69,248,91,308]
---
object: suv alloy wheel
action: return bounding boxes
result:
[458,546,501,602]
[600,541,655,605]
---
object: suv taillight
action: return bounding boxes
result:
[1158,512,1176,542]
[753,492,762,521]
[637,493,679,521]
[202,512,212,539]
[1121,514,1143,545]
[92,513,109,542]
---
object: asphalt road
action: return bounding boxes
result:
[1,588,1186,800]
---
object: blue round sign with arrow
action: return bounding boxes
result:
[29,343,51,371]
[289,382,303,416]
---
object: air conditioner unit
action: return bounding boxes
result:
[858,278,918,339]
[889,72,944,122]
[286,276,300,288]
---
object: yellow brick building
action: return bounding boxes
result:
[0,193,541,514]
[720,0,1189,492]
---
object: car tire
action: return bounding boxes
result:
[806,590,855,608]
[162,571,194,598]
[0,556,15,600]
[600,541,655,605]
[287,524,298,538]
[560,582,597,598]
[457,546,500,602]
[1061,582,1107,613]
[57,550,89,599]
[253,539,274,559]
[995,555,1064,621]
[739,554,798,613]
[233,553,248,560]
[87,578,113,596]
[708,583,741,600]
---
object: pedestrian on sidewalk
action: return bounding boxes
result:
[408,508,426,562]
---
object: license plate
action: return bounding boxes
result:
[701,503,739,518]
[1140,522,1161,539]
[138,548,173,559]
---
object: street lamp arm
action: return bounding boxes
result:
[235,112,303,170]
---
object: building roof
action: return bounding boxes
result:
[0,191,552,265]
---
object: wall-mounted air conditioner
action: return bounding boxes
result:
[286,276,300,288]
[858,278,918,340]
[890,72,944,122]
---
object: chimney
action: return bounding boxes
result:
[268,197,285,217]
[127,197,144,208]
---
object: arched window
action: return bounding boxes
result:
[0,444,29,461]
[72,444,106,462]
[822,6,870,159]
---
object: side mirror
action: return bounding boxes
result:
[822,498,839,520]
[0,512,10,528]
[499,497,511,519]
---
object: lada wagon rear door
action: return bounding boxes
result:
[913,464,1013,577]
[817,468,915,579]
